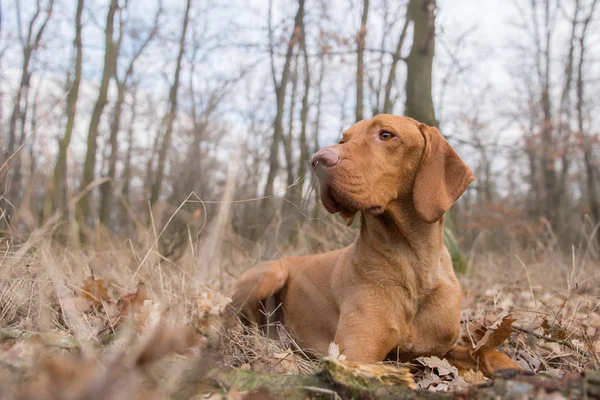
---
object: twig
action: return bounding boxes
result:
[512,325,591,357]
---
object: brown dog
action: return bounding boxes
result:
[232,115,515,371]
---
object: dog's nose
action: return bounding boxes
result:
[311,149,340,168]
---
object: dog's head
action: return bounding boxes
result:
[311,114,474,225]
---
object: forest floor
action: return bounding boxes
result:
[0,222,599,399]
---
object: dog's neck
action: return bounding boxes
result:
[355,199,445,283]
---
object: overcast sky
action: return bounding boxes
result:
[1,0,598,197]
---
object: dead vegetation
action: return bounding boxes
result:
[0,208,598,398]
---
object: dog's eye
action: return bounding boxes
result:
[379,131,393,141]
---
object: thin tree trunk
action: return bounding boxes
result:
[290,28,311,234]
[371,0,390,115]
[283,51,299,190]
[405,0,436,127]
[98,81,124,226]
[577,0,600,226]
[555,1,580,226]
[3,0,53,217]
[99,5,160,225]
[261,0,305,214]
[383,16,410,114]
[150,0,191,205]
[538,0,558,229]
[120,87,137,230]
[46,0,83,220]
[355,0,369,122]
[404,0,467,271]
[7,0,53,156]
[312,56,325,221]
[79,0,119,222]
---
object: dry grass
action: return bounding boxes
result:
[0,202,598,397]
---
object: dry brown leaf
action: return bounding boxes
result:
[447,345,523,378]
[448,376,470,391]
[462,319,487,345]
[541,318,568,340]
[416,356,459,378]
[194,291,232,336]
[474,314,516,351]
[80,276,110,307]
[460,369,487,385]
[118,282,150,318]
[417,373,442,389]
[426,381,449,392]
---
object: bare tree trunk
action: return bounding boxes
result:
[146,120,162,199]
[98,81,124,226]
[99,5,160,225]
[312,56,325,221]
[79,0,119,222]
[383,17,410,114]
[405,0,436,127]
[555,1,580,226]
[150,0,191,205]
[577,0,600,226]
[119,87,137,230]
[46,0,83,220]
[261,0,305,215]
[289,28,311,235]
[3,0,53,218]
[404,0,467,270]
[355,0,369,122]
[6,0,53,156]
[538,0,558,229]
[283,52,299,190]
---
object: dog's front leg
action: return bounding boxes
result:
[332,310,399,362]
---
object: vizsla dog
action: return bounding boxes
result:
[232,115,519,374]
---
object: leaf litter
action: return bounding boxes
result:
[0,239,598,398]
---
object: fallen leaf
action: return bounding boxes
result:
[462,319,487,345]
[448,376,470,391]
[541,319,568,340]
[80,276,110,308]
[194,291,233,336]
[417,373,442,389]
[426,382,449,392]
[460,369,487,385]
[474,314,516,351]
[416,356,458,378]
[447,344,523,378]
[118,282,150,318]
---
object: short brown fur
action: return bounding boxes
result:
[232,115,519,374]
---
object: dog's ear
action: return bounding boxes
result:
[413,124,474,223]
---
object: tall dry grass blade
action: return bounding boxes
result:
[195,157,239,286]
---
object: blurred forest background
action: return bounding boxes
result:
[1,0,599,261]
